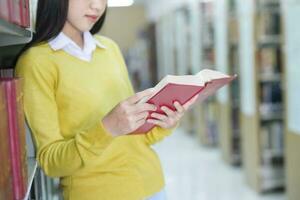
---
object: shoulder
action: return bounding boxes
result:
[16,42,57,77]
[18,42,54,66]
[93,35,121,51]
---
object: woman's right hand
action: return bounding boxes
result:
[102,88,157,137]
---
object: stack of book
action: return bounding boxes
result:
[0,74,28,200]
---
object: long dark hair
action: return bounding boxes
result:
[21,0,107,53]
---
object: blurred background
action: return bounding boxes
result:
[1,0,300,200]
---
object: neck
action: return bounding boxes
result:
[62,21,84,49]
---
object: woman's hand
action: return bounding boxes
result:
[147,94,199,129]
[102,88,156,137]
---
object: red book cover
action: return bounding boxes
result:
[20,0,30,27]
[0,82,14,200]
[1,78,27,200]
[131,69,237,134]
[0,0,10,21]
[8,0,22,26]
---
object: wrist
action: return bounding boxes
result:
[102,117,118,137]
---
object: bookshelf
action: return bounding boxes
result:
[238,0,285,192]
[173,7,194,133]
[198,0,219,146]
[215,0,241,165]
[0,14,32,47]
[282,0,300,199]
[24,158,38,200]
[0,1,61,199]
[182,6,201,135]
[227,0,241,165]
[186,2,202,136]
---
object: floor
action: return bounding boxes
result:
[153,128,286,200]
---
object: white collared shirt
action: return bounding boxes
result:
[48,31,106,62]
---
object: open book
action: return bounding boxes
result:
[131,69,237,134]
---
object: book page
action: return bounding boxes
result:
[197,69,230,81]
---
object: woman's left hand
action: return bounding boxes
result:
[147,94,199,129]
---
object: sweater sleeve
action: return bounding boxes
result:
[109,39,177,145]
[15,53,114,178]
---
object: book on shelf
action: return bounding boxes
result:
[259,48,281,75]
[257,11,280,37]
[260,82,282,104]
[0,82,13,200]
[261,121,284,166]
[20,0,30,28]
[132,69,237,134]
[8,0,22,26]
[0,0,30,27]
[0,0,10,21]
[0,68,14,78]
[15,78,28,196]
[0,78,28,200]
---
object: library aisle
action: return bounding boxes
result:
[153,128,286,200]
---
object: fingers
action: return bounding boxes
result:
[135,118,147,128]
[161,106,176,118]
[127,103,157,114]
[151,112,168,121]
[147,105,183,129]
[147,118,167,128]
[127,88,154,104]
[135,112,149,122]
[174,101,185,114]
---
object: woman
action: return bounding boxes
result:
[15,0,198,199]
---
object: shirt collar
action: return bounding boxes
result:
[48,31,107,51]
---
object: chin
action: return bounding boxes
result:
[78,26,93,33]
[75,22,95,33]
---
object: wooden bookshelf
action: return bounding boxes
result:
[285,132,300,200]
[197,1,219,146]
[238,0,285,192]
[0,2,61,199]
[24,158,38,200]
[215,0,242,165]
[0,18,32,46]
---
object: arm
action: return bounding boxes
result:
[15,55,114,177]
[110,41,177,145]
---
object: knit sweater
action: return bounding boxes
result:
[15,35,174,200]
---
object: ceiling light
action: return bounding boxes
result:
[108,0,134,7]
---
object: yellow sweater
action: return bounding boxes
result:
[15,35,174,200]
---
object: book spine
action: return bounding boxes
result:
[15,79,28,197]
[5,80,24,200]
[24,0,30,27]
[0,83,14,200]
[19,0,30,27]
[0,0,10,20]
[8,0,22,26]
